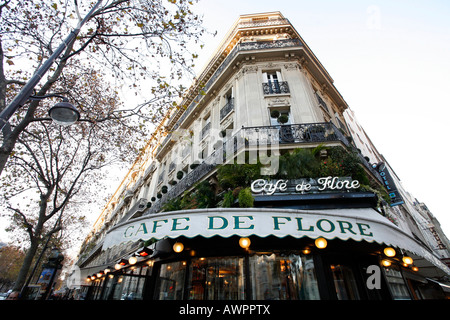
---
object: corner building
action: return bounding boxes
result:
[74,12,450,300]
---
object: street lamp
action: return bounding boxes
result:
[48,100,80,126]
[39,247,64,300]
[29,94,80,126]
[0,0,102,131]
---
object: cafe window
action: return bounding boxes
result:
[188,257,245,300]
[383,265,411,300]
[155,261,187,300]
[249,253,320,300]
[330,264,360,300]
[102,265,150,300]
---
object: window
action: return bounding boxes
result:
[181,144,191,158]
[201,115,211,139]
[188,257,245,300]
[220,89,234,121]
[330,264,360,300]
[269,108,292,126]
[101,265,150,300]
[262,71,289,94]
[383,265,411,300]
[155,261,187,300]
[249,253,320,300]
[264,71,281,84]
[198,146,208,160]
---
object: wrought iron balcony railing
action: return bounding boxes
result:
[220,98,234,121]
[262,81,290,95]
[242,122,347,145]
[143,122,382,216]
[201,122,211,139]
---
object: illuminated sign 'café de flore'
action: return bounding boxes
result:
[74,12,450,301]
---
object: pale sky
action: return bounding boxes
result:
[191,0,450,237]
[2,1,450,248]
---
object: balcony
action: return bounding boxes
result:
[201,122,211,139]
[242,122,346,146]
[168,161,176,173]
[220,98,234,121]
[157,170,165,184]
[262,81,290,95]
[119,198,148,223]
[143,122,381,216]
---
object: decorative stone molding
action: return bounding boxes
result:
[284,62,299,71]
[242,65,258,73]
[267,97,290,107]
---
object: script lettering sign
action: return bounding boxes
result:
[251,176,360,195]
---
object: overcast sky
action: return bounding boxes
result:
[191,0,450,237]
[1,1,449,247]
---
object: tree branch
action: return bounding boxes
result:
[6,206,34,239]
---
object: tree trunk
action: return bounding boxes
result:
[12,193,50,297]
[12,236,40,294]
[0,133,17,175]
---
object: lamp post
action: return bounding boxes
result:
[38,247,64,300]
[0,0,102,132]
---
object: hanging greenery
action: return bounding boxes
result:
[221,190,235,208]
[162,180,216,212]
[216,156,262,190]
[238,188,254,208]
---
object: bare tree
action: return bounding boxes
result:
[1,99,136,293]
[0,0,206,175]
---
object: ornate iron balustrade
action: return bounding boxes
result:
[119,198,148,223]
[241,123,380,181]
[168,161,176,173]
[220,98,234,121]
[237,17,290,28]
[145,159,216,215]
[201,122,211,139]
[157,170,165,184]
[242,122,347,145]
[262,81,290,95]
[144,122,361,216]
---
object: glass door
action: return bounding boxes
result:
[329,264,360,300]
[321,254,370,300]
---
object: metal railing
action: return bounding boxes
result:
[201,122,211,139]
[144,122,377,216]
[220,98,234,121]
[242,122,348,145]
[262,81,290,95]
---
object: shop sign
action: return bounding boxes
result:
[102,209,377,250]
[250,176,360,195]
[376,162,404,206]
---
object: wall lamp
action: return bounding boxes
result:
[383,247,396,258]
[114,258,128,270]
[315,237,327,249]
[137,247,153,257]
[128,255,138,265]
[239,237,251,249]
[173,242,184,253]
